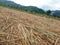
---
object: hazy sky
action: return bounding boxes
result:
[10,0,60,10]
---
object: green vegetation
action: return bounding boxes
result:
[46,10,51,15]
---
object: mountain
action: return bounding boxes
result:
[51,10,60,18]
[0,0,20,7]
[0,0,45,14]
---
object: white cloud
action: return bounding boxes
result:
[11,0,60,10]
[11,0,52,6]
[54,3,60,10]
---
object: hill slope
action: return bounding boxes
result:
[0,0,45,14]
[0,7,60,45]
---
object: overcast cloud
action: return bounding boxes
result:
[10,0,60,10]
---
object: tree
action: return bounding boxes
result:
[46,10,51,15]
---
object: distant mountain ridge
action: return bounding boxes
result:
[0,0,45,14]
[51,10,60,18]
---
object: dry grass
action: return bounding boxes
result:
[0,7,60,45]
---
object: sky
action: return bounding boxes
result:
[10,0,60,10]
